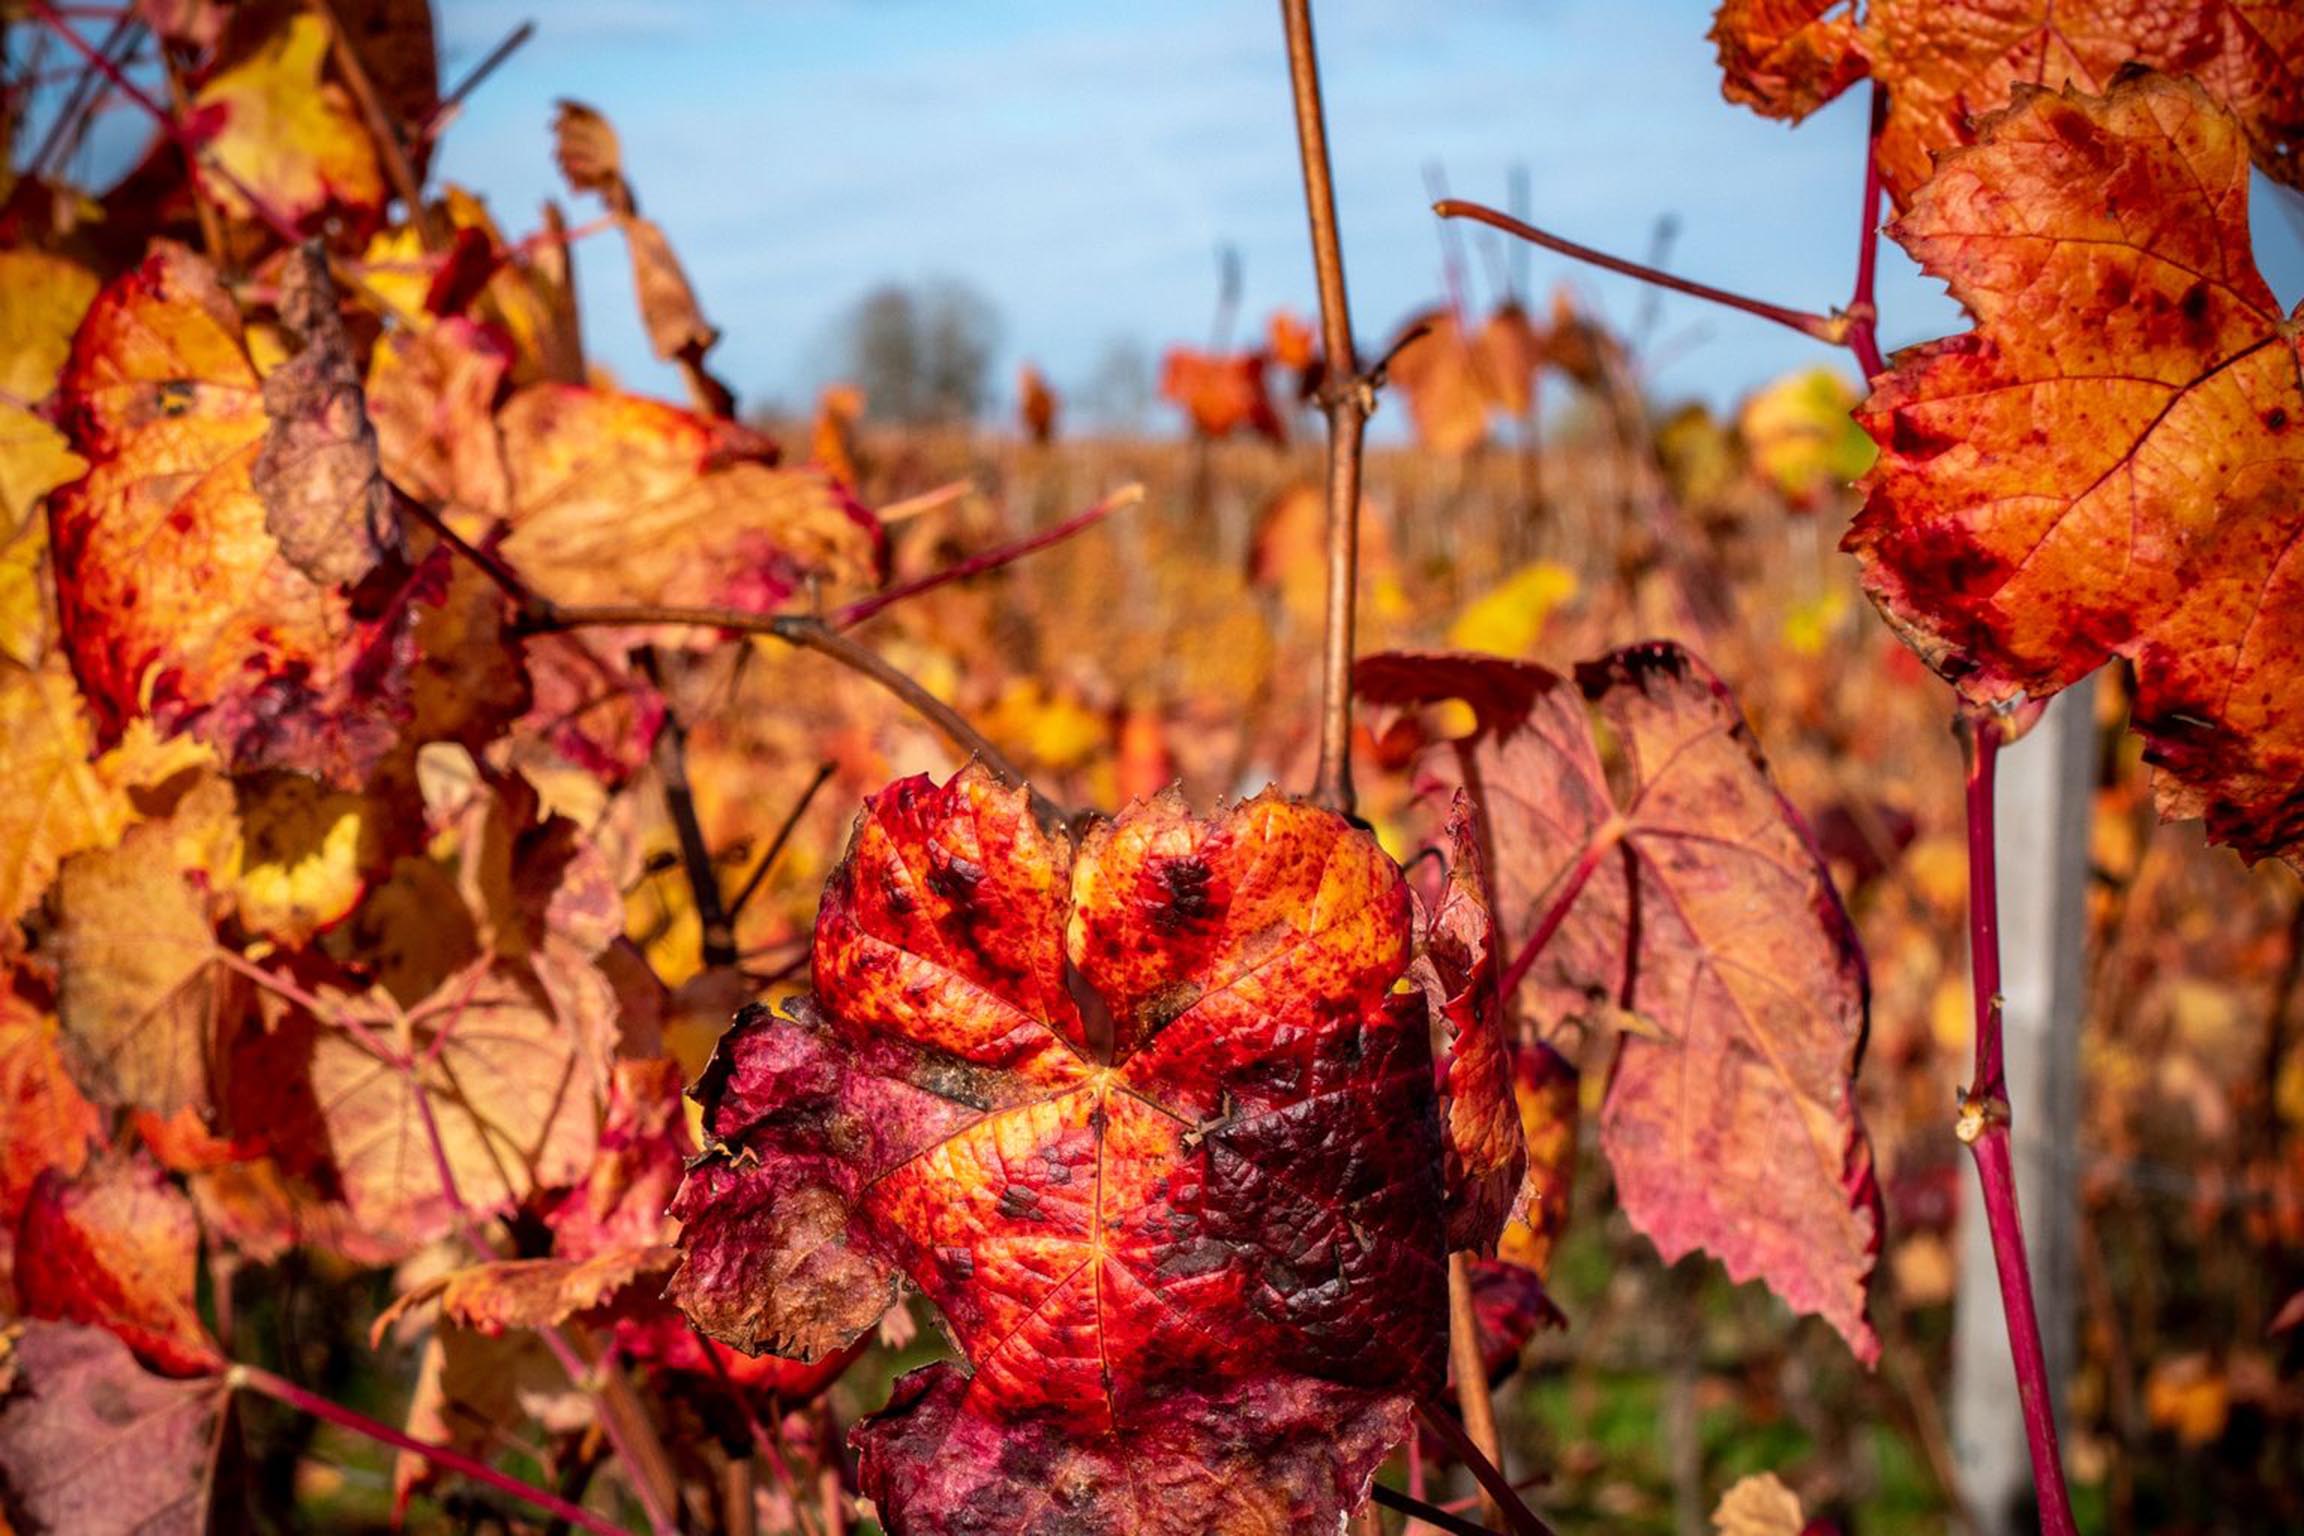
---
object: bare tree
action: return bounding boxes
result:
[838,279,1000,424]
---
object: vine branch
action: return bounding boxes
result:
[1280,0,1370,816]
[1955,710,2079,1536]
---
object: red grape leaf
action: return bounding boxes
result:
[1711,0,2304,205]
[669,766,1446,1535]
[496,384,885,638]
[252,244,398,588]
[1409,794,1526,1253]
[1359,644,1880,1362]
[0,981,99,1241]
[50,243,414,785]
[1845,72,2304,864]
[1710,0,1865,120]
[13,1155,222,1377]
[0,1321,237,1536]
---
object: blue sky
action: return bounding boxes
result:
[429,0,2304,430]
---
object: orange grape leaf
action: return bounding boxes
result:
[13,1155,223,1377]
[1844,73,2304,864]
[51,243,416,785]
[669,766,1447,1535]
[1158,346,1285,443]
[0,982,99,1240]
[1267,310,1317,373]
[53,810,238,1120]
[1709,0,1865,120]
[252,243,398,587]
[1715,0,2304,204]
[496,384,886,633]
[1475,300,1546,420]
[1359,644,1880,1362]
[187,13,387,234]
[1018,362,1058,445]
[1410,795,1526,1253]
[1386,309,1490,456]
[1496,1039,1578,1278]
[366,317,513,518]
[1861,1,2304,202]
[0,1321,236,1534]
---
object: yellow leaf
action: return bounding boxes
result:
[0,660,211,930]
[192,14,385,229]
[1780,586,1852,657]
[1448,561,1580,656]
[0,251,98,404]
[1739,365,1875,506]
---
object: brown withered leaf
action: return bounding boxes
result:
[1359,644,1880,1362]
[375,1245,677,1341]
[253,243,398,587]
[12,1155,223,1377]
[550,100,631,214]
[1712,1471,1808,1536]
[1386,309,1490,456]
[0,1321,237,1536]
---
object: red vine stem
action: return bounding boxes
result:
[828,483,1144,630]
[231,1363,634,1536]
[1280,0,1371,817]
[1957,713,2078,1536]
[1432,198,1849,345]
[1846,81,1891,380]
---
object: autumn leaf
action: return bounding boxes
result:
[1159,346,1285,443]
[1709,0,1864,120]
[0,982,99,1240]
[239,962,603,1239]
[375,1245,679,1340]
[0,1321,237,1535]
[253,243,399,587]
[1386,309,1490,456]
[365,316,513,517]
[13,1155,223,1377]
[1411,796,1526,1253]
[1359,644,1880,1362]
[1739,366,1875,510]
[188,12,388,234]
[496,384,886,632]
[0,656,211,930]
[50,243,416,785]
[1475,300,1546,420]
[670,766,1447,1535]
[0,251,98,531]
[1712,1471,1809,1536]
[1018,362,1058,445]
[1845,73,2304,864]
[53,807,238,1121]
[1496,1039,1578,1278]
[1712,1,2304,204]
